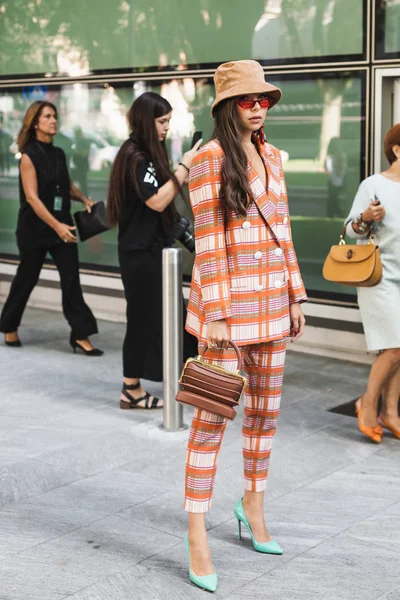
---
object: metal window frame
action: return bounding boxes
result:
[0,67,368,305]
[373,0,400,61]
[372,65,400,173]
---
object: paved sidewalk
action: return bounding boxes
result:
[0,307,399,600]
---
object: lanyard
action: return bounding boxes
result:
[36,141,61,195]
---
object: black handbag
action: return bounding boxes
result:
[73,201,109,242]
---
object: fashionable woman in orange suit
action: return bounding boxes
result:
[183,60,307,592]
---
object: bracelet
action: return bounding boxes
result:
[178,162,190,173]
[353,213,371,234]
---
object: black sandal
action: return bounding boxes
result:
[120,382,163,410]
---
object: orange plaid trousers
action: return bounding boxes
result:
[184,339,286,513]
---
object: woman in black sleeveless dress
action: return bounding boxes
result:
[0,101,102,355]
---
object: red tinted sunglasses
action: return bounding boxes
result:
[236,96,273,109]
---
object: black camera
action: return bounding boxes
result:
[173,215,195,253]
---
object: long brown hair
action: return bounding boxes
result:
[213,98,258,217]
[107,92,180,229]
[17,101,58,151]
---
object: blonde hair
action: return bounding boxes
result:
[17,101,58,151]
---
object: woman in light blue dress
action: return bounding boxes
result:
[346,123,400,443]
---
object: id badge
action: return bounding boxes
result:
[54,196,63,211]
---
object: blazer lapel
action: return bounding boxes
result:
[248,142,281,241]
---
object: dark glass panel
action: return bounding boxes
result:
[1,0,365,77]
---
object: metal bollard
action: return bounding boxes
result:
[161,247,187,431]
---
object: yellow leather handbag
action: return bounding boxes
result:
[322,224,382,287]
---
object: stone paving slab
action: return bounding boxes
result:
[0,459,82,508]
[0,306,399,600]
[64,565,207,600]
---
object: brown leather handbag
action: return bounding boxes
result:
[322,224,382,287]
[176,341,246,420]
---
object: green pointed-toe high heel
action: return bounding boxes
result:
[233,498,284,555]
[184,532,218,593]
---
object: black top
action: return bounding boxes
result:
[118,137,172,252]
[17,140,72,248]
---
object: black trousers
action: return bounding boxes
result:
[119,246,197,381]
[0,242,98,339]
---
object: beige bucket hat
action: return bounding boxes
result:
[211,60,281,116]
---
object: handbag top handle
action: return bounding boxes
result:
[199,341,243,371]
[339,220,375,246]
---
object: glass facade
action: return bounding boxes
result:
[375,0,400,58]
[1,1,365,77]
[0,0,398,301]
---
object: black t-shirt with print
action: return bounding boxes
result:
[118,146,171,252]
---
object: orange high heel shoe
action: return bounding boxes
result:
[377,415,400,439]
[355,398,382,443]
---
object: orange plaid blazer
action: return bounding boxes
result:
[186,138,307,345]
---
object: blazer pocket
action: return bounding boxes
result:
[230,274,248,290]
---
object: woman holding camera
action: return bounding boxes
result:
[0,101,102,355]
[183,61,307,592]
[107,92,201,409]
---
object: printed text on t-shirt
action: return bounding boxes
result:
[143,164,158,188]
